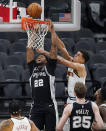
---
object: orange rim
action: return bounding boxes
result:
[21,17,50,30]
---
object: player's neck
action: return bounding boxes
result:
[76,97,85,104]
[38,65,44,68]
[11,115,22,118]
[37,63,45,68]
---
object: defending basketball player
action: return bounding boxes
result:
[92,82,106,131]
[36,22,89,103]
[56,82,104,131]
[0,100,39,131]
[26,20,58,131]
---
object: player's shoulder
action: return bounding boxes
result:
[0,119,11,126]
[0,119,13,131]
[64,103,73,114]
[91,101,99,111]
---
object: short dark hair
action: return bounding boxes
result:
[79,49,90,63]
[74,82,87,98]
[100,82,106,101]
[9,100,22,116]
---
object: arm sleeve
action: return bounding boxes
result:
[46,58,57,76]
[27,60,36,75]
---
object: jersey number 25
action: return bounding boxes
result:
[73,116,91,129]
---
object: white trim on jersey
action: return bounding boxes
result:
[29,102,34,119]
[11,117,31,131]
[45,66,59,125]
[29,66,38,87]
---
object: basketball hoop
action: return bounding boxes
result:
[21,17,50,49]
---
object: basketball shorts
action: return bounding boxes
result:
[30,103,56,131]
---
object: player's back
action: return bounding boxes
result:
[11,117,31,131]
[69,101,94,131]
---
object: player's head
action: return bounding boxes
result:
[100,82,106,101]
[36,53,48,66]
[9,100,22,116]
[74,82,87,99]
[73,49,89,64]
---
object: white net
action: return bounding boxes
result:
[25,22,48,49]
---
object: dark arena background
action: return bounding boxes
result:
[0,0,106,130]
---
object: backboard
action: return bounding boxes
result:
[0,0,81,32]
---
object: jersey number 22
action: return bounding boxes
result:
[34,79,43,87]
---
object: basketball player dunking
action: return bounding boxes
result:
[0,100,39,131]
[27,21,58,131]
[37,22,90,103]
[56,82,104,131]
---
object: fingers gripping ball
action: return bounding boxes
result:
[27,3,42,18]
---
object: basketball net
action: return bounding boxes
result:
[21,17,50,49]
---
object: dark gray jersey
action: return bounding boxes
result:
[28,58,57,104]
[69,101,94,131]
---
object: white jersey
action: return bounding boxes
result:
[11,117,31,131]
[67,64,86,100]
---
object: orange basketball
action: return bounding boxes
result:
[27,3,42,18]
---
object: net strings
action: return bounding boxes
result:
[25,22,48,49]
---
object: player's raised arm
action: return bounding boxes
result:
[56,34,73,61]
[26,47,34,64]
[48,21,57,59]
[57,55,85,72]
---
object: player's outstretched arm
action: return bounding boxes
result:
[57,55,85,72]
[56,104,72,131]
[36,49,85,73]
[48,21,57,59]
[26,47,34,63]
[30,120,40,131]
[56,34,73,61]
[92,102,104,130]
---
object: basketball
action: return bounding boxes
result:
[27,3,42,18]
